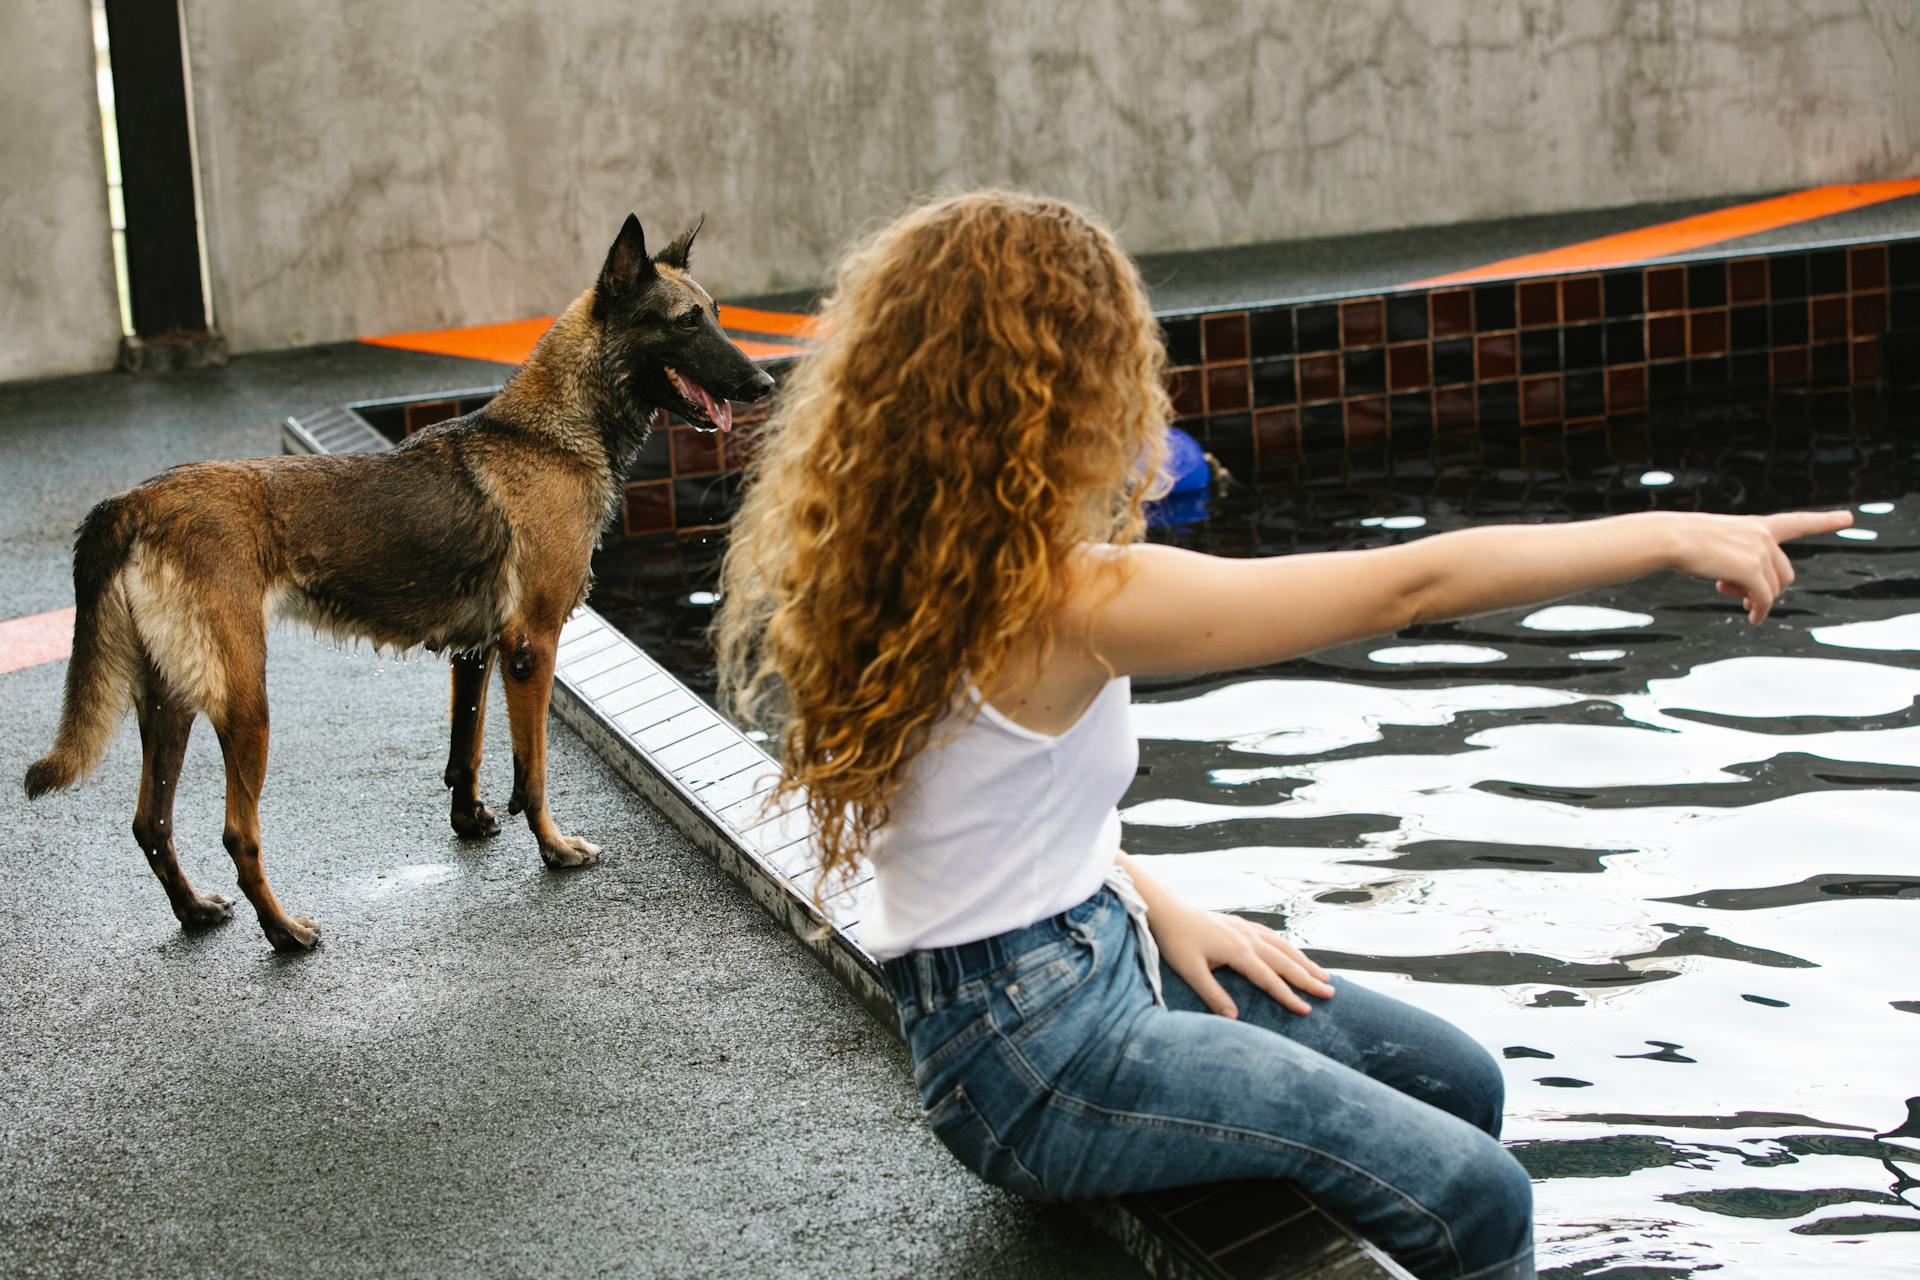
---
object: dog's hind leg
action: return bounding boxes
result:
[212,645,319,952]
[500,623,599,868]
[445,647,501,839]
[132,667,232,929]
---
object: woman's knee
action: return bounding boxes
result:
[1449,1139,1534,1278]
[1365,1129,1533,1280]
[1450,1036,1507,1139]
[1386,992,1508,1138]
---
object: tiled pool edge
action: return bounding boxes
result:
[545,611,890,1022]
[281,407,1414,1280]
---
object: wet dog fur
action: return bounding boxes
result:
[24,215,773,951]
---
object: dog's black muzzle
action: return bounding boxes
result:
[734,368,776,402]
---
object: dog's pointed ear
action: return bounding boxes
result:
[598,214,656,305]
[656,214,704,271]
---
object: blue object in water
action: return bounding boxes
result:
[1163,426,1210,494]
[1147,488,1210,528]
[1147,427,1212,528]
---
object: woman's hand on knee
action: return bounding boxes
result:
[1153,900,1335,1018]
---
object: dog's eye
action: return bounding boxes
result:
[675,311,700,330]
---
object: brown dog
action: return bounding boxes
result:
[25,215,772,951]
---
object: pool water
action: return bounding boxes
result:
[590,392,1920,1278]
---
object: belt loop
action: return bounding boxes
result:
[912,950,936,1015]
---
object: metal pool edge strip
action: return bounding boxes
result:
[283,404,1411,1280]
[282,403,392,455]
[545,614,892,1028]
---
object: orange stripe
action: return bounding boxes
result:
[363,309,817,365]
[1412,179,1920,286]
[715,305,824,339]
[363,317,556,365]
[0,606,76,676]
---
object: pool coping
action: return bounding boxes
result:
[281,405,1414,1280]
[1149,226,1918,319]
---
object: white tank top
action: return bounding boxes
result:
[857,676,1138,960]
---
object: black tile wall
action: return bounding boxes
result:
[1432,338,1474,385]
[1473,282,1516,331]
[1343,348,1386,396]
[1564,324,1604,370]
[1250,307,1294,357]
[1296,305,1340,352]
[1387,293,1428,342]
[1153,237,1920,477]
[551,238,1920,507]
[1604,269,1643,318]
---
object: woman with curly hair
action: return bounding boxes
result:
[713,190,1847,1280]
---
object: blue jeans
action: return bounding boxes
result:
[880,886,1535,1280]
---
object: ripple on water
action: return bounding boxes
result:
[1369,643,1508,664]
[1521,605,1656,631]
[1811,611,1920,652]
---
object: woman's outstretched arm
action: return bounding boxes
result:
[1078,509,1854,679]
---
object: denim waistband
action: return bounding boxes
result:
[879,886,1115,1010]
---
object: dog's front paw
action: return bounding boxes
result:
[174,891,234,930]
[539,835,601,869]
[451,800,501,840]
[264,914,322,952]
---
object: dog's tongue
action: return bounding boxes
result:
[670,370,732,433]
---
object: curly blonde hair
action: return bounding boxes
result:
[713,191,1169,900]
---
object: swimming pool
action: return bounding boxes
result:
[589,389,1920,1277]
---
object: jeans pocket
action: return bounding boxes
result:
[1001,933,1097,1046]
[925,1083,1048,1200]
[912,1004,993,1082]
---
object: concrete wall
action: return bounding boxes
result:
[176,0,1920,353]
[1,0,122,381]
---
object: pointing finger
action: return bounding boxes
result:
[1763,509,1853,542]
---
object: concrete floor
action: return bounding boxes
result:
[0,347,1130,1279]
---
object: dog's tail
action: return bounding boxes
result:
[24,497,141,799]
